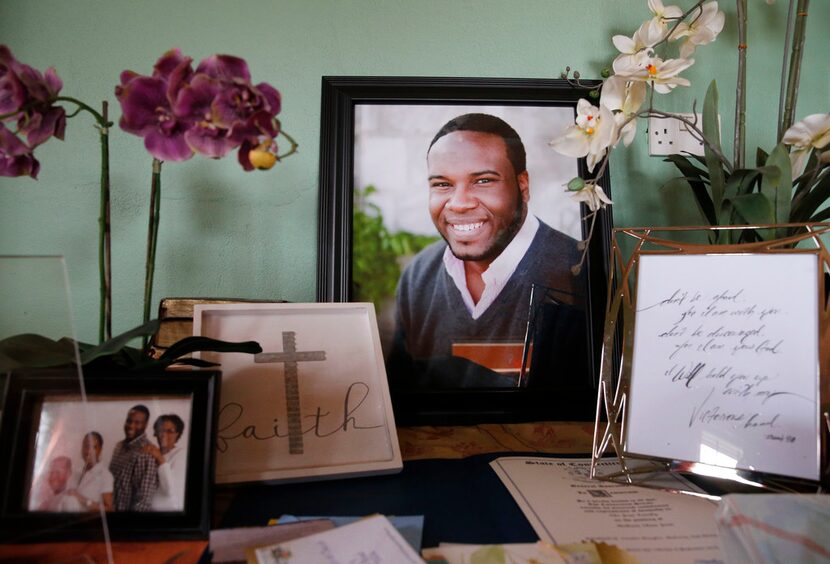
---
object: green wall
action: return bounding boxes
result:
[1,0,827,342]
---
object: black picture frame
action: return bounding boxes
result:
[317,76,613,424]
[0,368,219,542]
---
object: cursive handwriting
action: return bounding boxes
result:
[216,381,384,453]
[688,387,782,430]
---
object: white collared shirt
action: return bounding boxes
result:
[443,215,540,319]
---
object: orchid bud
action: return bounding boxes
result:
[248,143,277,170]
[566,177,586,192]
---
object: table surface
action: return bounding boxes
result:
[0,421,595,561]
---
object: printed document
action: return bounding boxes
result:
[491,457,723,564]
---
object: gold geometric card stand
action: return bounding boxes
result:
[592,223,830,495]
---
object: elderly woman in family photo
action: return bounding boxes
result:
[143,414,187,511]
[31,456,72,511]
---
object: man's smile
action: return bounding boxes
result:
[449,221,485,233]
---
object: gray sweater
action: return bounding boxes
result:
[389,220,585,388]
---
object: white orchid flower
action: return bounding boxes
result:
[613,51,694,94]
[648,0,683,28]
[550,99,617,172]
[613,18,664,57]
[601,76,647,146]
[571,182,613,212]
[675,1,725,58]
[612,19,665,73]
[782,113,830,178]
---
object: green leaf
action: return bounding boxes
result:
[79,320,160,365]
[663,155,717,226]
[681,153,713,174]
[664,154,710,178]
[755,147,769,168]
[732,193,774,227]
[791,168,830,222]
[703,81,725,212]
[809,205,830,222]
[723,169,761,201]
[0,334,77,372]
[760,143,793,235]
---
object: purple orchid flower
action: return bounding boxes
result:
[0,123,40,178]
[195,54,281,147]
[117,48,286,169]
[175,73,237,158]
[0,46,27,116]
[116,49,196,162]
[0,45,66,148]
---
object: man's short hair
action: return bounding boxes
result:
[129,404,150,421]
[85,431,103,448]
[154,413,186,440]
[428,113,526,176]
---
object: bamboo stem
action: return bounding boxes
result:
[734,0,748,170]
[780,0,809,137]
[776,0,797,141]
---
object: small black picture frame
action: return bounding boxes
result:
[317,76,613,424]
[0,368,219,542]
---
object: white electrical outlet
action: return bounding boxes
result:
[648,113,717,157]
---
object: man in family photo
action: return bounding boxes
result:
[389,113,587,388]
[108,404,159,511]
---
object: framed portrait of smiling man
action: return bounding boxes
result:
[318,77,613,424]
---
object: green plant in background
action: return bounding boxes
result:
[551,1,829,247]
[0,320,261,373]
[666,81,829,244]
[352,185,438,310]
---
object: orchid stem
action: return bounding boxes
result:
[53,96,112,128]
[650,0,707,50]
[97,101,112,343]
[143,159,162,347]
[276,128,299,160]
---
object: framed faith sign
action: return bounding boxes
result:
[193,303,403,484]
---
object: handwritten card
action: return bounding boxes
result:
[194,303,402,484]
[626,254,820,481]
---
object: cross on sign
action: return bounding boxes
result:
[254,331,326,455]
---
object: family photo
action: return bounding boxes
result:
[27,395,192,513]
[352,104,591,389]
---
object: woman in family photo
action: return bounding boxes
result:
[61,432,114,512]
[144,414,187,511]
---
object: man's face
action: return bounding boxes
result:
[81,435,101,465]
[427,131,529,266]
[47,457,71,494]
[124,409,148,440]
